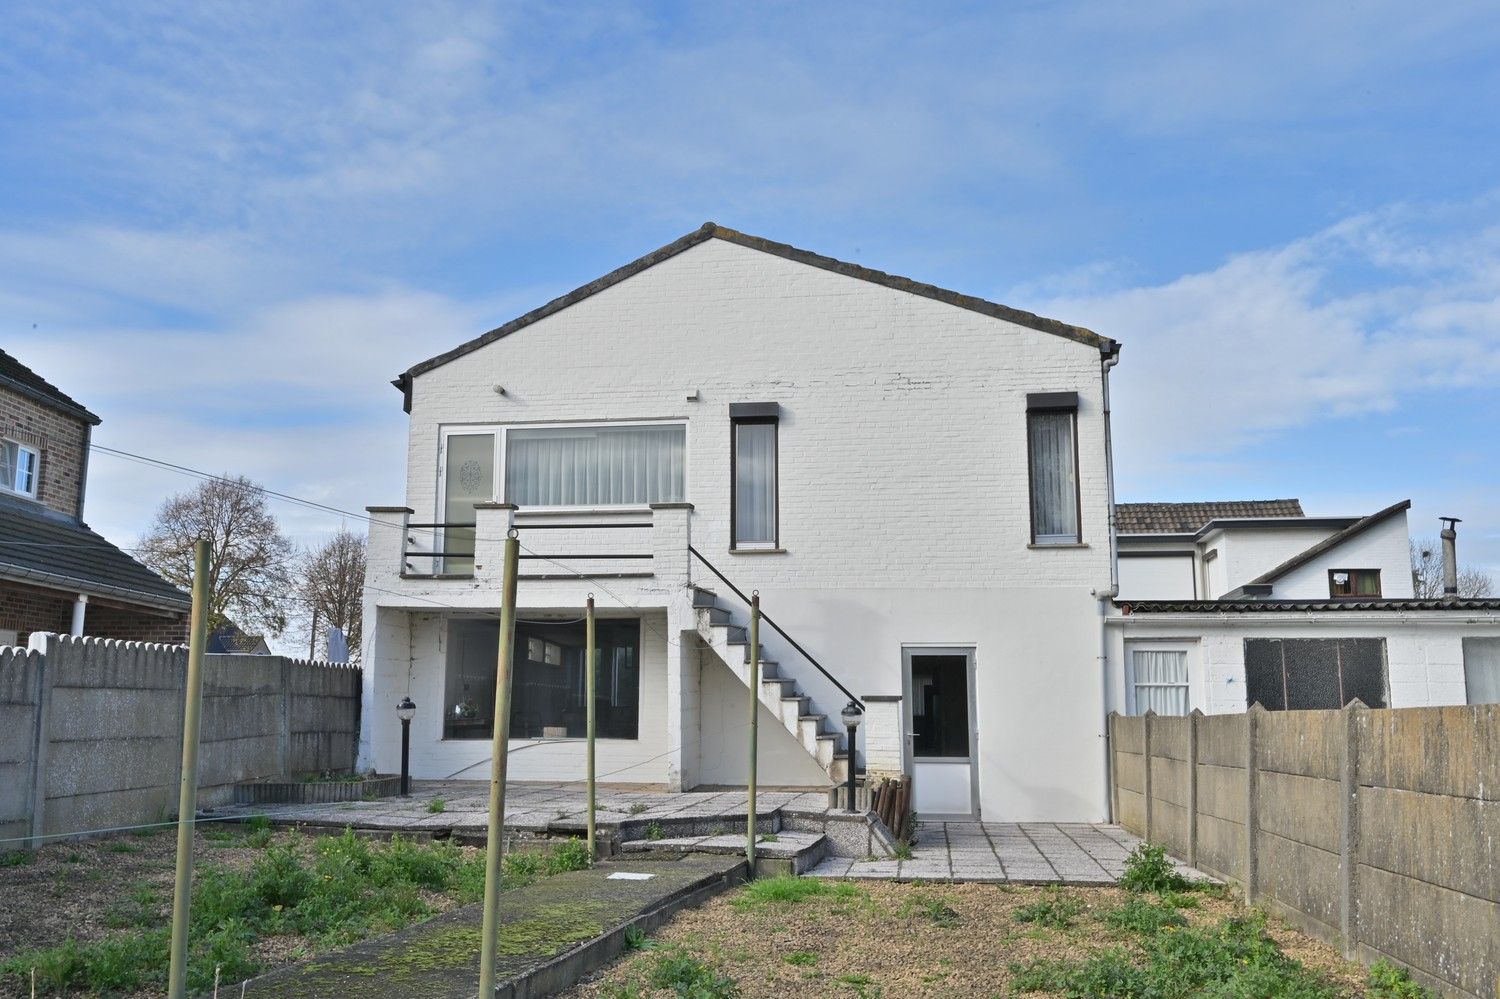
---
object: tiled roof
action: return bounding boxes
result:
[396,222,1118,409]
[0,492,189,610]
[1118,597,1500,614]
[0,349,100,425]
[1115,499,1305,535]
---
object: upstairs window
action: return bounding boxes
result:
[730,403,779,550]
[1329,569,1381,598]
[505,423,685,507]
[1027,393,1080,544]
[0,440,39,498]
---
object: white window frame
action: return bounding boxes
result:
[1,439,40,498]
[1124,640,1200,716]
[437,419,690,517]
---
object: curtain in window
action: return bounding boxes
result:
[1462,638,1500,705]
[442,433,495,569]
[1029,411,1078,542]
[1132,649,1189,715]
[733,421,777,545]
[0,442,15,491]
[506,425,685,506]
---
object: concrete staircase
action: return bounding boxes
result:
[691,585,851,787]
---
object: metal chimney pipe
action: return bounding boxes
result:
[1440,517,1461,598]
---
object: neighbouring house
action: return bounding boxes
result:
[0,349,190,646]
[359,223,1500,823]
[1108,499,1500,714]
[206,623,273,655]
[362,222,1121,822]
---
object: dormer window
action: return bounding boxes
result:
[0,440,38,498]
[1329,569,1381,598]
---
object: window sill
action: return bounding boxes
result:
[1028,542,1089,550]
[729,547,788,555]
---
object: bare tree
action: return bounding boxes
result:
[1409,538,1495,598]
[138,476,295,636]
[296,530,366,662]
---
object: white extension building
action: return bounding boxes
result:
[359,223,1500,823]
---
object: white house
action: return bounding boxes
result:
[359,222,1500,824]
[360,223,1123,822]
[1107,499,1500,716]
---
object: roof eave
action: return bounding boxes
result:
[0,374,101,425]
[0,563,191,613]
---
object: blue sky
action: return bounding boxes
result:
[3,1,1499,575]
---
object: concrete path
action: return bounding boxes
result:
[218,780,829,836]
[808,822,1206,885]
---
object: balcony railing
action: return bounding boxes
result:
[401,514,656,579]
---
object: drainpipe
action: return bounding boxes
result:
[1440,517,1461,599]
[1094,345,1122,822]
[70,594,88,637]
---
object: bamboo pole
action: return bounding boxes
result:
[167,539,211,999]
[746,592,760,874]
[477,533,520,999]
[586,594,597,861]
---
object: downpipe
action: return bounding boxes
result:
[1094,345,1122,823]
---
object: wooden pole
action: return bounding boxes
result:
[586,595,597,861]
[167,539,211,999]
[477,533,520,999]
[746,592,760,874]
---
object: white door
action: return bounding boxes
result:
[904,648,978,819]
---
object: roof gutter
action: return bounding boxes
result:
[0,563,191,614]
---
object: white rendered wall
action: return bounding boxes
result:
[1207,526,1340,595]
[376,236,1115,820]
[694,651,832,788]
[1107,613,1500,715]
[1117,555,1196,600]
[1270,512,1415,599]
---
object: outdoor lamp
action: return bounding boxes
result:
[841,701,863,812]
[396,697,416,797]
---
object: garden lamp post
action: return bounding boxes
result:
[841,700,863,811]
[396,697,416,796]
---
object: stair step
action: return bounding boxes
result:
[691,587,718,608]
[724,625,748,643]
[798,713,826,724]
[762,677,797,691]
[704,607,733,625]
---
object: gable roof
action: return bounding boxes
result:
[395,223,1119,409]
[0,492,189,611]
[1115,499,1305,535]
[0,349,100,425]
[1245,499,1412,588]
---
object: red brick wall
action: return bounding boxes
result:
[0,386,90,518]
[0,580,188,646]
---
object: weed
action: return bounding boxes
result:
[426,797,447,814]
[108,841,143,854]
[546,837,592,874]
[897,891,962,928]
[628,802,649,815]
[647,949,739,997]
[1098,895,1187,935]
[624,924,656,951]
[759,833,779,843]
[1118,842,1194,894]
[1368,960,1434,999]
[783,950,818,966]
[834,972,882,997]
[891,841,914,860]
[0,850,31,867]
[243,814,274,848]
[64,852,83,863]
[1014,890,1085,929]
[645,821,665,841]
[1010,911,1337,999]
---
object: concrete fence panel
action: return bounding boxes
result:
[1109,703,1500,999]
[3,634,361,849]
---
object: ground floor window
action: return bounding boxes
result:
[1128,648,1190,715]
[1463,637,1500,704]
[1244,637,1387,710]
[443,616,641,740]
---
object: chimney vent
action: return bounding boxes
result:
[1440,517,1461,599]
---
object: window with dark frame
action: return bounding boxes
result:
[1328,569,1381,598]
[730,404,779,550]
[1026,393,1080,545]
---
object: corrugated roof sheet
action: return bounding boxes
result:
[0,349,100,424]
[1115,499,1305,534]
[1117,598,1500,614]
[0,492,189,609]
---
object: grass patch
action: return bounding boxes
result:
[645,949,739,997]
[891,841,914,860]
[1010,911,1337,999]
[107,841,143,855]
[0,828,592,996]
[783,950,818,966]
[732,875,861,910]
[1368,960,1434,999]
[1014,890,1085,929]
[623,925,656,952]
[644,821,665,841]
[0,850,31,867]
[243,814,274,849]
[1097,895,1188,935]
[897,890,962,928]
[426,797,447,814]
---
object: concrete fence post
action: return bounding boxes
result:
[278,657,293,776]
[1188,709,1202,869]
[1245,703,1264,903]
[1142,710,1155,843]
[1339,699,1364,959]
[1107,712,1120,825]
[25,633,56,848]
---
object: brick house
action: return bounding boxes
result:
[361,223,1122,821]
[0,350,190,645]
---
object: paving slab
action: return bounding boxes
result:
[234,854,745,999]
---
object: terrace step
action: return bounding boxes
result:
[623,830,831,875]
